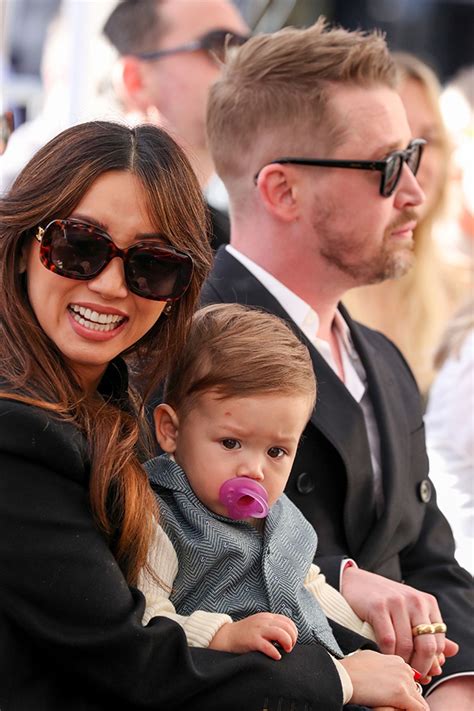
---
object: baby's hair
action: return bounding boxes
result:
[163,303,316,419]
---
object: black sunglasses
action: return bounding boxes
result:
[34,219,194,302]
[132,28,250,63]
[254,139,426,197]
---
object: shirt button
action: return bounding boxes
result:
[296,472,315,494]
[418,479,432,503]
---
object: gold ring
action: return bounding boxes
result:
[432,622,447,634]
[412,624,436,636]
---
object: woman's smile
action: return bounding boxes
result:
[67,302,128,339]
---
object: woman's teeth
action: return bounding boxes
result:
[68,305,125,332]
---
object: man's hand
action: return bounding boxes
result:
[208,612,298,660]
[341,567,458,677]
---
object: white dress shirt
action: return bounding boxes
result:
[425,330,474,575]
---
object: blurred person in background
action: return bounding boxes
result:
[437,65,474,266]
[102,0,249,250]
[344,52,468,398]
[0,11,70,193]
[0,1,117,194]
[425,296,474,576]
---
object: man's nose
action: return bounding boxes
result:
[394,162,426,209]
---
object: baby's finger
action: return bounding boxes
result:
[258,638,283,660]
[273,615,298,645]
[265,625,295,653]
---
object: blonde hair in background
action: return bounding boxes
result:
[344,52,468,396]
[207,17,397,185]
[163,303,317,419]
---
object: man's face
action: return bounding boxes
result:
[140,0,248,153]
[301,85,425,287]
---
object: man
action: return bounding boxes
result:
[103,0,249,249]
[203,20,474,709]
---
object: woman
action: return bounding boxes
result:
[0,121,352,711]
[344,52,468,397]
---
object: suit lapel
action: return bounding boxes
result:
[343,307,410,568]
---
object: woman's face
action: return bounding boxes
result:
[398,77,446,220]
[25,171,167,391]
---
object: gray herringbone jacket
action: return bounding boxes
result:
[146,455,343,657]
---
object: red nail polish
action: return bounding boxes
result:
[411,668,423,681]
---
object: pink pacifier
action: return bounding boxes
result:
[219,477,269,520]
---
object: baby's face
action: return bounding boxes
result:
[173,390,313,517]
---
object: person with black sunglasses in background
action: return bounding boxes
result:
[103,0,250,251]
[0,120,364,711]
[202,19,474,710]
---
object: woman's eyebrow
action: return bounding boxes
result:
[69,212,108,231]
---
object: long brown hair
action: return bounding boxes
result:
[0,121,212,584]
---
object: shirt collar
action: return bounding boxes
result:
[226,245,355,352]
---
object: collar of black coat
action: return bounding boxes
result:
[97,357,129,406]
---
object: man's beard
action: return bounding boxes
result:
[315,210,417,286]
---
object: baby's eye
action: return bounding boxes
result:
[221,439,241,450]
[267,447,285,459]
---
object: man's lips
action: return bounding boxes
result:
[391,220,417,237]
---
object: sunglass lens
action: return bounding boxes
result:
[203,30,248,61]
[384,155,402,196]
[47,222,109,278]
[126,247,193,301]
[407,144,422,176]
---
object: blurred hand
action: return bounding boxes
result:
[427,676,474,710]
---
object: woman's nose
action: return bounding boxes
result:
[87,258,128,300]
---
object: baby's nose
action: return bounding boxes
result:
[236,462,264,481]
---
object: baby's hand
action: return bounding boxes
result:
[209,612,298,660]
[340,650,429,710]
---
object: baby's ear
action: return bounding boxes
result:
[154,404,179,452]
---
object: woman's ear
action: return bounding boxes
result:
[153,403,180,453]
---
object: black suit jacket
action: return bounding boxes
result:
[207,202,230,251]
[201,247,474,683]
[0,370,352,711]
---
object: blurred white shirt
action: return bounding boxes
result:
[425,330,474,575]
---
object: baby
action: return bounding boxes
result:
[141,303,427,710]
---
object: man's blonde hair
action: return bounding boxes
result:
[207,18,397,182]
[163,303,316,419]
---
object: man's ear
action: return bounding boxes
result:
[116,56,152,113]
[154,403,180,453]
[256,164,301,222]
